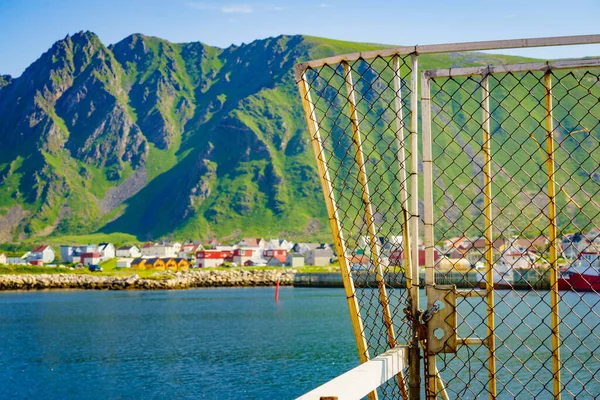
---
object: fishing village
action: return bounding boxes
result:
[1,228,598,291]
[1,1,599,398]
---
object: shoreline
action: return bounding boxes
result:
[0,270,552,291]
[0,269,296,291]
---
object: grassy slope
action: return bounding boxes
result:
[297,37,599,241]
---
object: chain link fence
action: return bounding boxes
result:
[296,38,600,399]
[422,59,600,399]
[298,54,419,398]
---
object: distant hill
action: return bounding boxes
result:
[0,32,596,243]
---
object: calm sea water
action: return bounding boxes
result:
[0,288,598,399]
[0,288,357,399]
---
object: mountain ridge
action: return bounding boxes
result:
[0,31,329,242]
[2,31,596,244]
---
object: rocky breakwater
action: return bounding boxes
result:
[0,269,296,291]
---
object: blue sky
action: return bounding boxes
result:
[1,0,600,77]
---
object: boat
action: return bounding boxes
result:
[558,252,600,291]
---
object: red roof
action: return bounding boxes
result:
[81,252,102,258]
[263,249,287,263]
[142,242,155,249]
[349,255,369,264]
[31,244,50,253]
[234,249,253,256]
[241,238,263,247]
[181,244,199,253]
[197,250,227,259]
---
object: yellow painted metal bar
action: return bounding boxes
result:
[342,61,407,398]
[458,337,488,346]
[421,73,452,400]
[409,53,423,400]
[393,55,419,400]
[481,73,497,400]
[297,72,378,400]
[295,34,600,71]
[420,72,438,399]
[342,61,397,348]
[410,54,420,290]
[392,55,412,287]
[544,70,562,400]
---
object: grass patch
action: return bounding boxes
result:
[42,232,138,246]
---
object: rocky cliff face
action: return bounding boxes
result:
[0,31,329,242]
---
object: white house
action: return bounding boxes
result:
[116,245,141,258]
[116,258,133,268]
[359,236,402,252]
[6,254,27,265]
[28,245,55,263]
[60,245,74,262]
[141,243,157,257]
[60,245,97,263]
[97,243,116,260]
[155,244,176,257]
[0,253,6,265]
[238,238,266,249]
[305,247,334,266]
[286,253,305,267]
[576,234,600,271]
[141,243,176,258]
[265,239,294,251]
[561,235,578,259]
[244,258,268,267]
[214,245,237,252]
[233,248,254,266]
[179,242,203,259]
[293,243,326,255]
[494,240,538,286]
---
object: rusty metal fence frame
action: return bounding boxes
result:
[294,34,600,400]
[422,57,600,400]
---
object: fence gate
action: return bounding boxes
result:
[295,35,600,400]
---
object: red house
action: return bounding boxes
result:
[195,250,228,268]
[390,249,437,267]
[263,249,288,266]
[81,252,102,266]
[233,249,253,266]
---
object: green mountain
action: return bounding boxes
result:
[0,32,597,244]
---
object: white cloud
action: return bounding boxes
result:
[318,3,331,7]
[221,4,253,13]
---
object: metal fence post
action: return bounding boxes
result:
[544,69,561,400]
[481,72,498,399]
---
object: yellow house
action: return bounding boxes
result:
[162,257,190,270]
[145,258,166,270]
[163,258,178,270]
[175,257,190,270]
[131,258,147,270]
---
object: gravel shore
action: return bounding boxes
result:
[0,269,296,291]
